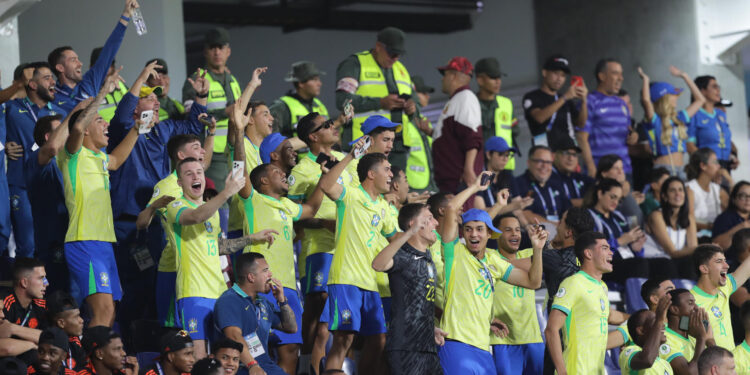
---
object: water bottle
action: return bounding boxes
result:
[131,7,147,36]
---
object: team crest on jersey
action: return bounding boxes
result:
[556,287,566,298]
[479,267,491,281]
[341,309,352,324]
[337,176,344,185]
[287,175,295,186]
[371,214,380,226]
[600,298,606,311]
[314,272,324,286]
[260,304,268,320]
[279,209,287,221]
[100,272,109,287]
[102,159,108,171]
[711,306,722,318]
[204,221,213,233]
[188,318,198,333]
[171,201,183,208]
[659,344,670,355]
[152,187,160,197]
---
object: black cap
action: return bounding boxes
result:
[46,290,78,317]
[0,357,26,375]
[377,27,406,55]
[191,358,223,375]
[146,58,168,75]
[160,330,194,355]
[475,57,507,78]
[82,326,120,354]
[204,27,230,47]
[552,137,582,153]
[543,55,571,74]
[285,61,325,83]
[39,327,70,352]
[411,75,434,94]
[213,338,243,353]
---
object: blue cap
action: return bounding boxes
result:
[348,115,402,145]
[650,82,683,102]
[484,136,518,154]
[461,208,502,238]
[260,133,287,164]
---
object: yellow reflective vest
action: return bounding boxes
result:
[493,95,515,170]
[98,81,128,123]
[205,72,242,153]
[279,95,329,136]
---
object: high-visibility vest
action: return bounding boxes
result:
[493,95,515,170]
[403,115,436,190]
[205,72,242,153]
[279,96,329,136]
[98,81,128,122]
[158,97,185,122]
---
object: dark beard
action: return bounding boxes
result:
[36,86,54,102]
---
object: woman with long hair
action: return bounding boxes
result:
[594,154,643,226]
[688,75,734,172]
[685,147,728,234]
[713,181,750,249]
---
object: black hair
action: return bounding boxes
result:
[369,126,396,138]
[176,157,200,178]
[12,257,44,286]
[191,358,224,375]
[34,114,64,147]
[626,309,651,345]
[249,163,274,191]
[47,47,73,77]
[398,203,427,231]
[13,63,28,82]
[595,154,623,180]
[245,100,266,117]
[563,207,595,239]
[693,75,716,103]
[234,252,265,284]
[587,178,622,208]
[617,88,628,97]
[666,288,691,317]
[297,112,321,146]
[594,58,618,83]
[574,231,607,263]
[167,134,203,166]
[698,346,733,374]
[212,338,243,354]
[426,192,451,218]
[741,300,750,330]
[640,277,669,307]
[685,147,716,181]
[390,165,404,184]
[357,153,388,183]
[728,181,750,213]
[659,176,690,230]
[648,167,671,185]
[728,228,750,261]
[528,145,552,159]
[692,244,724,276]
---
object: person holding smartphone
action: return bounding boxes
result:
[661,288,714,375]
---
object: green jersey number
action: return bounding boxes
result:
[475,279,492,299]
[366,230,376,248]
[283,225,291,241]
[512,286,525,298]
[206,239,218,256]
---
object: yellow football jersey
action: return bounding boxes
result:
[227,137,262,233]
[620,344,675,375]
[691,275,737,350]
[491,248,542,345]
[732,340,750,375]
[149,172,181,273]
[660,327,694,363]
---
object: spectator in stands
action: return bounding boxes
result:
[618,302,673,374]
[79,326,138,375]
[475,57,517,170]
[512,145,571,230]
[31,327,76,375]
[578,58,634,178]
[144,58,185,122]
[640,167,671,218]
[637,66,705,179]
[522,54,587,150]
[45,291,84,371]
[595,154,644,227]
[141,330,196,375]
[2,258,47,332]
[646,176,697,277]
[698,346,736,375]
[210,338,242,375]
[473,136,532,213]
[713,181,750,249]
[663,288,713,374]
[550,138,594,208]
[689,76,735,173]
[90,47,128,123]
[687,148,728,236]
[432,57,483,193]
[728,228,750,275]
[259,133,296,174]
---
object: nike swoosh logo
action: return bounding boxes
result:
[245,306,249,310]
[600,108,608,113]
[19,110,27,113]
[413,256,423,260]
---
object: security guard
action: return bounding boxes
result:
[475,57,517,170]
[410,75,437,192]
[90,47,128,123]
[336,27,433,190]
[145,58,185,122]
[182,27,241,191]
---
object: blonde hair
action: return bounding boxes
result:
[654,95,687,147]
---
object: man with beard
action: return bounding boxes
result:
[28,327,76,375]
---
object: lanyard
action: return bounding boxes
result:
[66,348,73,369]
[23,99,40,123]
[20,308,32,327]
[532,183,557,216]
[546,94,559,131]
[155,362,164,375]
[477,257,495,293]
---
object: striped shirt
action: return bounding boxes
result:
[581,91,632,173]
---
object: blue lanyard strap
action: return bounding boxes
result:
[532,183,557,216]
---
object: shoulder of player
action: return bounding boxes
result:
[1,291,16,309]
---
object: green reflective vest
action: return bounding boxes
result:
[98,81,128,123]
[158,97,185,122]
[279,96,329,137]
[205,72,242,153]
[493,95,515,170]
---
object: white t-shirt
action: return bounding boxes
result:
[434,89,482,140]
[686,179,721,225]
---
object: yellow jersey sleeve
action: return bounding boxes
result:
[732,340,750,374]
[620,345,674,375]
[227,137,262,233]
[490,249,542,345]
[150,173,182,272]
[662,327,691,362]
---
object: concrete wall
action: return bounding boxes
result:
[0,18,20,89]
[17,0,187,98]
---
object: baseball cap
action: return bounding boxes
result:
[139,85,163,98]
[649,82,682,102]
[39,327,70,352]
[348,115,402,145]
[462,208,502,238]
[551,137,582,153]
[146,58,168,75]
[0,358,26,375]
[260,133,288,164]
[543,55,571,74]
[412,75,434,94]
[205,27,230,47]
[82,326,120,353]
[437,57,474,76]
[377,27,406,56]
[285,61,325,83]
[485,136,518,154]
[475,58,507,78]
[159,330,193,355]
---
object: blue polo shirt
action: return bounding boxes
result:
[689,108,732,161]
[107,93,205,218]
[511,170,571,220]
[588,208,635,258]
[24,150,67,253]
[644,110,690,157]
[549,167,593,201]
[4,98,66,188]
[55,22,127,112]
[712,209,745,241]
[581,91,632,173]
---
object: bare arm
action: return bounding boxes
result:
[65,77,113,154]
[630,296,670,370]
[373,216,426,272]
[545,309,568,375]
[575,92,588,127]
[136,196,175,230]
[269,278,297,334]
[439,171,491,243]
[505,223,546,289]
[107,126,140,170]
[218,229,278,255]
[179,174,244,226]
[715,220,750,251]
[576,131,596,177]
[461,148,478,187]
[319,138,367,201]
[609,309,630,325]
[671,66,705,117]
[731,242,750,287]
[647,212,694,258]
[530,85,577,124]
[0,338,36,357]
[39,98,94,165]
[637,67,655,120]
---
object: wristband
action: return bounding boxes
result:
[247,360,258,367]
[196,92,208,99]
[120,15,131,22]
[278,300,288,307]
[207,132,216,137]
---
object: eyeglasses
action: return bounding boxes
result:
[736,193,750,201]
[530,159,553,166]
[560,150,578,158]
[310,119,334,134]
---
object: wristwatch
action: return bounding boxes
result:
[278,300,288,307]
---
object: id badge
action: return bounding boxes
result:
[546,215,560,222]
[244,333,266,357]
[533,133,549,147]
[130,245,154,271]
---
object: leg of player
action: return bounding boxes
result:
[358,333,386,375]
[325,331,355,370]
[312,321,329,373]
[276,343,300,374]
[301,291,327,374]
[86,293,115,327]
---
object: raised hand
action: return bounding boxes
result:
[637,66,649,81]
[669,65,685,78]
[472,171,493,191]
[223,172,246,197]
[139,61,161,83]
[187,68,209,97]
[251,229,278,248]
[122,0,139,19]
[151,195,175,209]
[198,113,217,133]
[249,67,268,89]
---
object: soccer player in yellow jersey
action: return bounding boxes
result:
[733,301,750,374]
[319,139,398,375]
[167,157,276,359]
[662,288,714,375]
[619,302,675,375]
[438,172,546,375]
[59,72,144,328]
[545,231,612,375]
[692,244,750,350]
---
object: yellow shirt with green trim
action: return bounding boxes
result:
[429,231,445,313]
[166,196,225,300]
[617,323,634,347]
[327,185,397,292]
[439,240,513,352]
[149,172,181,273]
[375,203,400,298]
[690,275,737,350]
[660,327,693,363]
[551,270,609,375]
[619,344,674,375]
[491,248,542,345]
[240,189,302,289]
[58,147,116,243]
[288,151,358,277]
[732,340,750,374]
[227,137,262,233]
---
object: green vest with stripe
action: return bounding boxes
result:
[493,95,515,170]
[279,96,329,136]
[98,81,128,122]
[159,97,185,122]
[205,73,242,153]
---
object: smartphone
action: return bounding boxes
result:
[627,216,639,230]
[571,75,583,87]
[353,135,371,159]
[199,115,215,127]
[481,173,494,186]
[232,161,244,179]
[316,153,338,170]
[139,110,154,134]
[398,93,411,101]
[343,99,353,118]
[679,316,690,331]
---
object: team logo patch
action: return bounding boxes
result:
[287,175,295,186]
[427,264,435,278]
[279,209,287,221]
[100,272,109,287]
[659,344,670,355]
[556,287,566,298]
[171,201,183,208]
[371,214,380,226]
[624,348,635,357]
[188,318,198,333]
[152,187,160,198]
[600,298,606,311]
[314,272,324,286]
[711,306,722,318]
[204,221,213,233]
[337,176,343,185]
[341,309,352,324]
[10,195,19,210]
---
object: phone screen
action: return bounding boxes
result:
[679,316,690,331]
